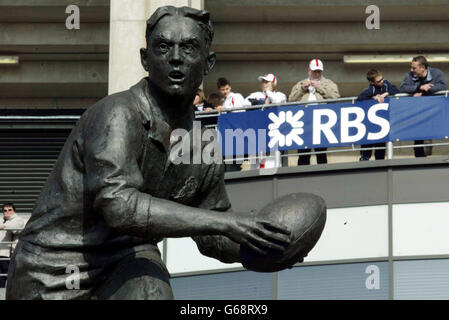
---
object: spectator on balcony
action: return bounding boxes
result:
[289,59,340,103]
[215,77,246,113]
[357,69,399,161]
[288,59,340,165]
[0,203,25,288]
[203,93,224,128]
[244,74,287,169]
[400,55,447,97]
[358,69,399,103]
[207,93,223,109]
[214,78,246,171]
[193,89,217,127]
[193,88,214,113]
[400,56,448,157]
[244,73,287,106]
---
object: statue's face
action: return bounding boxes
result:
[144,15,211,98]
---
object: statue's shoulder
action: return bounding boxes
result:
[84,79,151,123]
[87,88,141,121]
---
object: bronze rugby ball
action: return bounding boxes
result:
[240,193,326,272]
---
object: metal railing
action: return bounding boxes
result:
[0,228,23,277]
[1,91,448,166]
[195,91,449,165]
[194,90,449,116]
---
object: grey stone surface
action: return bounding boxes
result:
[206,0,449,22]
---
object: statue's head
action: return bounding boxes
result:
[140,6,216,99]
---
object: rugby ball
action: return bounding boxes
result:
[240,192,326,272]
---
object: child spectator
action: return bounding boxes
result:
[215,77,246,112]
[207,93,223,109]
[358,69,399,103]
[357,69,399,161]
[244,73,286,106]
[193,89,214,113]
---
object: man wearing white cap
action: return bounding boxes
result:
[288,59,340,165]
[244,74,287,169]
[289,59,339,103]
[244,73,287,106]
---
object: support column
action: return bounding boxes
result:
[108,0,204,94]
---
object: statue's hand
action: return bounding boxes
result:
[224,213,291,256]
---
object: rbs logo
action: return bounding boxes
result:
[311,103,390,146]
[267,103,390,148]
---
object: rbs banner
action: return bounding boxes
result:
[217,96,449,156]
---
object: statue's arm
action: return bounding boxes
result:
[191,165,242,264]
[83,104,232,240]
[83,103,290,253]
[192,217,242,263]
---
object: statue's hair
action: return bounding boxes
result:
[145,6,214,51]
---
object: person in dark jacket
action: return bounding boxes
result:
[400,55,447,97]
[193,88,214,112]
[357,69,399,161]
[358,69,399,103]
[400,56,448,157]
[193,88,216,127]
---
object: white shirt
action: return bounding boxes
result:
[244,90,287,105]
[0,214,26,257]
[308,78,321,102]
[223,92,247,112]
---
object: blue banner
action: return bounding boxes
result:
[217,95,449,157]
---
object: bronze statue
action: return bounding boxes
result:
[6,6,296,300]
[6,6,327,300]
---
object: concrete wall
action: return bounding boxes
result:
[203,0,449,98]
[164,157,449,299]
[0,0,109,109]
[3,1,448,107]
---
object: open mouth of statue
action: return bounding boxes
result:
[168,71,185,83]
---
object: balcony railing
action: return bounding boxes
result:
[0,228,23,277]
[1,91,448,166]
[195,91,449,166]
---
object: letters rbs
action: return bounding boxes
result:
[312,103,390,146]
